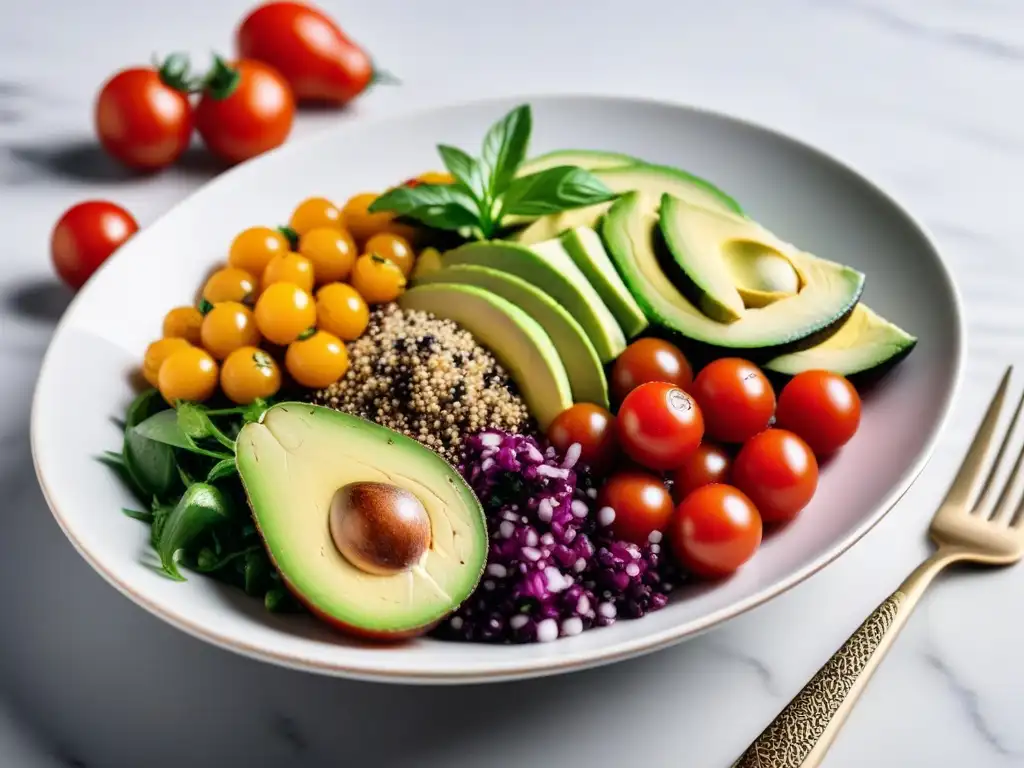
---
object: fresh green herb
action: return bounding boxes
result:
[244,550,273,596]
[369,104,616,239]
[132,410,233,461]
[206,458,238,482]
[157,482,233,581]
[121,508,154,523]
[123,390,178,501]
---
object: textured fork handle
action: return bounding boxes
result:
[733,552,955,767]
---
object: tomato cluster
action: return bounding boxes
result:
[547,339,863,581]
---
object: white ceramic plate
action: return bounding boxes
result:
[31,95,963,684]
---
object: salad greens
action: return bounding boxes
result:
[369,104,618,239]
[102,390,299,610]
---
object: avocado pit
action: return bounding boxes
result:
[329,482,431,576]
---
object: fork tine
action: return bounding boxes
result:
[941,366,1013,511]
[974,383,1024,516]
[986,388,1024,522]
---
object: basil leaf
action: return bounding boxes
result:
[481,104,531,197]
[402,201,481,232]
[500,166,617,217]
[369,183,465,216]
[132,410,232,460]
[206,458,238,482]
[437,144,485,200]
[122,390,177,501]
[177,402,212,440]
[156,482,233,581]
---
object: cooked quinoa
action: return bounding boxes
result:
[313,303,534,461]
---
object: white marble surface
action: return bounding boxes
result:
[3,0,1024,765]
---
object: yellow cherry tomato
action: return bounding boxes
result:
[228,226,289,277]
[417,171,455,185]
[262,252,314,294]
[285,330,349,389]
[364,232,415,276]
[158,346,218,404]
[220,346,281,404]
[351,253,407,304]
[316,282,369,341]
[162,306,203,346]
[200,301,262,360]
[342,191,417,246]
[143,337,192,387]
[289,197,343,236]
[203,267,258,305]
[255,282,316,345]
[299,227,357,285]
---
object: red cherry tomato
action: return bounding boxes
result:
[547,404,618,474]
[690,358,775,443]
[732,429,818,524]
[610,338,693,402]
[598,470,674,545]
[95,59,194,172]
[617,382,704,471]
[775,370,862,456]
[51,201,139,289]
[195,58,295,165]
[673,442,732,499]
[669,484,762,578]
[236,2,377,106]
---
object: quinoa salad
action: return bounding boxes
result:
[103,103,913,644]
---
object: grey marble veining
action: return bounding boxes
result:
[3,0,1024,765]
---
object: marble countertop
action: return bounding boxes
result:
[4,0,1024,765]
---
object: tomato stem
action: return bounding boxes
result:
[156,52,194,93]
[202,55,242,100]
[370,65,401,87]
[277,226,299,250]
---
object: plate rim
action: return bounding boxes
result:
[29,92,966,684]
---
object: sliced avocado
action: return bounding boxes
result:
[414,264,609,408]
[399,283,574,428]
[438,240,627,363]
[560,226,648,339]
[765,304,917,377]
[517,149,638,176]
[236,403,487,636]
[602,191,865,355]
[514,163,742,246]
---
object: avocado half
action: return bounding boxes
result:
[236,403,487,639]
[399,283,574,428]
[602,191,865,357]
[765,304,917,377]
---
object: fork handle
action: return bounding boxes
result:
[733,550,958,767]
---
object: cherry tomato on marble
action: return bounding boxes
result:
[669,484,762,579]
[775,370,862,456]
[51,200,139,290]
[365,232,415,276]
[162,306,204,346]
[610,338,693,403]
[598,470,674,546]
[202,267,258,305]
[351,253,406,303]
[142,337,192,388]
[200,301,262,360]
[673,442,732,500]
[299,227,357,284]
[220,346,281,404]
[342,192,417,245]
[690,358,775,444]
[158,346,219,404]
[228,226,290,277]
[617,382,704,471]
[731,429,818,524]
[547,404,618,474]
[195,57,294,165]
[262,251,314,293]
[236,2,378,106]
[289,197,344,235]
[316,282,369,341]
[255,282,316,344]
[94,56,193,171]
[285,330,349,389]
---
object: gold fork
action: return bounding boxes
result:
[735,366,1024,767]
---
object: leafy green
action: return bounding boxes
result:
[437,144,484,200]
[132,410,232,460]
[244,550,273,596]
[481,104,532,197]
[156,482,233,581]
[122,390,178,501]
[500,166,617,216]
[206,458,238,482]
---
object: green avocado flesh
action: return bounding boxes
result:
[602,191,865,353]
[413,264,609,408]
[513,163,742,246]
[517,149,639,176]
[765,304,917,376]
[399,283,574,428]
[438,240,627,363]
[560,226,648,339]
[236,404,487,633]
